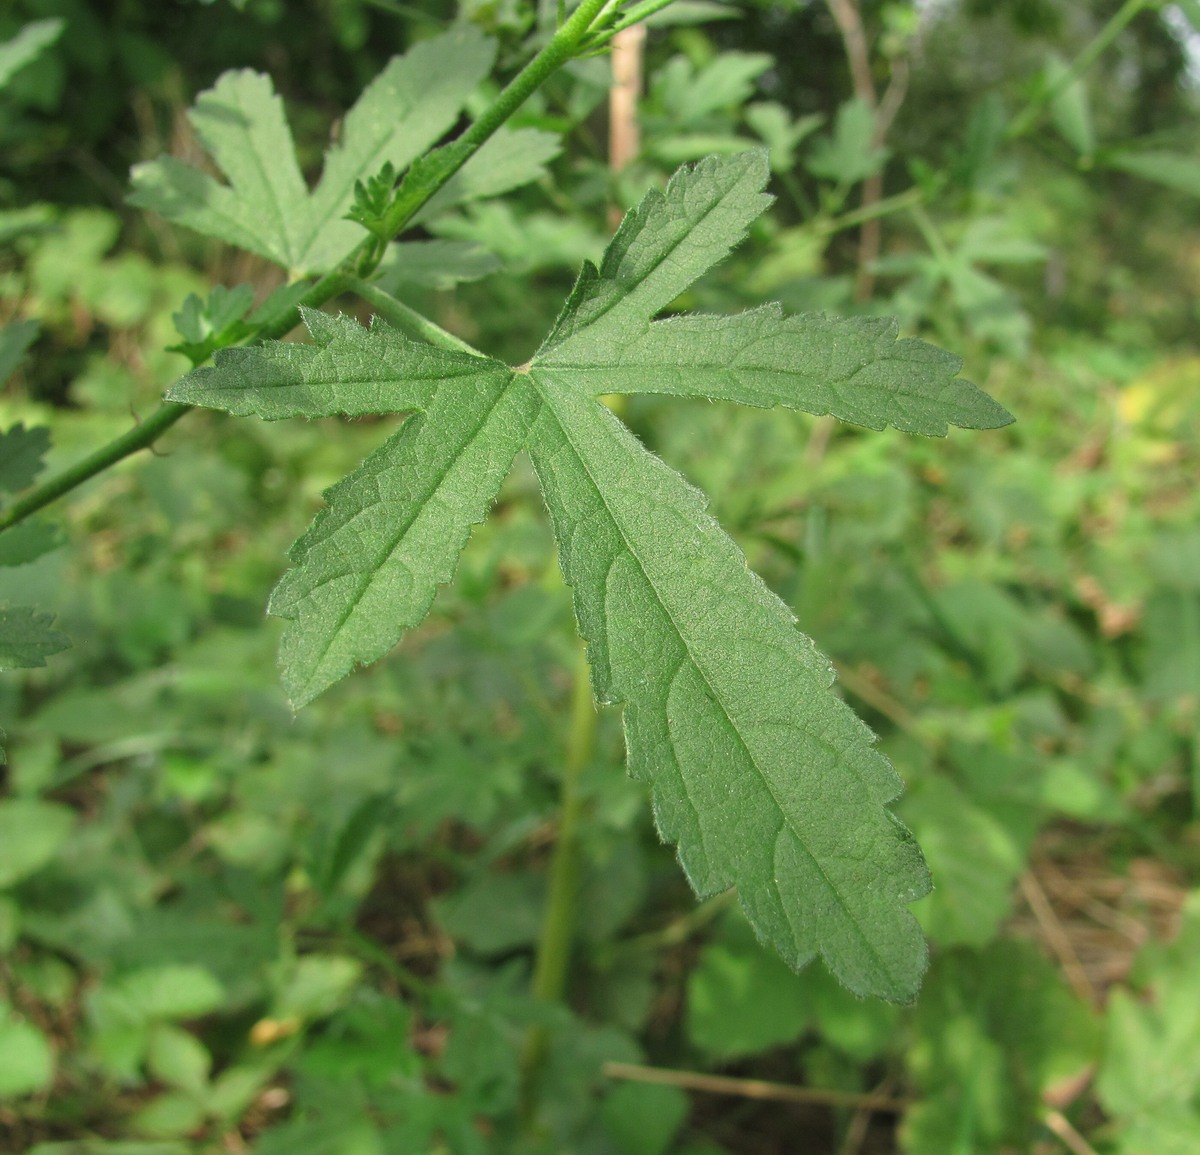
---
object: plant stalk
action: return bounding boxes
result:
[380,0,615,239]
[519,638,597,1123]
[0,269,351,534]
[346,278,482,355]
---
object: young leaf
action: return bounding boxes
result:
[168,151,1014,999]
[129,28,513,273]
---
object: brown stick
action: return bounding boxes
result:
[824,0,912,301]
[602,1061,911,1114]
[609,23,646,173]
[1019,871,1097,1005]
[1044,1109,1101,1155]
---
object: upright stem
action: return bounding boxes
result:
[519,639,598,1123]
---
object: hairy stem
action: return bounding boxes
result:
[0,400,190,533]
[0,270,351,534]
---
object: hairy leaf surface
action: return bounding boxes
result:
[171,313,536,707]
[536,305,1013,434]
[169,151,1014,998]
[525,381,930,998]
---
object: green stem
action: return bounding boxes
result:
[815,184,925,238]
[588,0,677,46]
[380,0,614,240]
[0,272,353,534]
[519,639,597,1124]
[0,400,189,533]
[1006,0,1153,140]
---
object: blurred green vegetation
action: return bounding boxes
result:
[2,1,1200,1152]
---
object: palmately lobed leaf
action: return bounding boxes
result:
[0,605,70,669]
[128,27,559,275]
[162,150,1015,998]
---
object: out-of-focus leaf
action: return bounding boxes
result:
[0,423,51,494]
[0,320,39,387]
[0,798,75,888]
[1044,53,1094,157]
[0,19,64,88]
[1097,892,1200,1153]
[0,605,70,669]
[1104,148,1200,198]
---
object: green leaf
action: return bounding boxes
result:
[129,27,497,273]
[0,19,64,89]
[806,98,887,185]
[525,377,929,999]
[411,127,563,224]
[375,239,502,292]
[1096,891,1200,1152]
[29,1145,190,1155]
[109,965,226,1021]
[0,320,39,388]
[602,1082,689,1155]
[0,799,75,888]
[1044,53,1094,157]
[901,775,1025,947]
[171,313,540,708]
[0,1002,54,1098]
[539,151,772,357]
[687,923,811,1058]
[0,521,62,568]
[903,943,1099,1155]
[272,955,362,1021]
[536,305,1013,434]
[0,422,51,494]
[0,606,70,669]
[435,871,547,955]
[172,152,1013,996]
[1103,148,1200,198]
[145,1024,211,1096]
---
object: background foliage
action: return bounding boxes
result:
[2,0,1199,1152]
